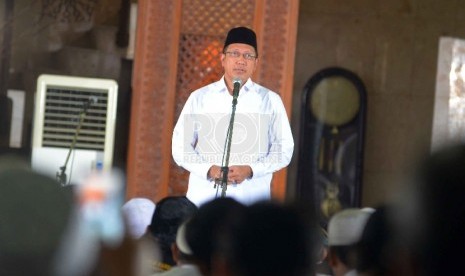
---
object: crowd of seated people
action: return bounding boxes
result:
[1,142,465,275]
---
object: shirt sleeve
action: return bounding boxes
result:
[171,94,212,180]
[248,93,294,178]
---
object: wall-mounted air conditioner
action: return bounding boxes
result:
[31,74,118,185]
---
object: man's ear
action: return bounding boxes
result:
[220,54,226,67]
[211,255,234,276]
[171,243,180,264]
[327,248,338,267]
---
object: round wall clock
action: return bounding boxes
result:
[297,67,367,227]
[310,76,360,127]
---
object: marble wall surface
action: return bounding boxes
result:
[432,37,465,150]
[290,0,465,206]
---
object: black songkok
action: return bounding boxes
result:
[223,26,258,55]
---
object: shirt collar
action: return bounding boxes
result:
[217,76,254,94]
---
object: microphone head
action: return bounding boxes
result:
[89,96,98,104]
[232,78,241,99]
[232,78,242,87]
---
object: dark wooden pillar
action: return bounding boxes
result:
[126,0,181,201]
[253,0,300,199]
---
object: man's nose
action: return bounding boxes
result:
[236,56,246,64]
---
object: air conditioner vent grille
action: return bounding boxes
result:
[42,86,108,150]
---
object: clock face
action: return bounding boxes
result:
[309,76,361,126]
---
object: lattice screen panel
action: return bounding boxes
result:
[175,34,223,116]
[169,0,256,195]
[259,1,289,94]
[169,34,225,194]
[181,0,254,35]
[126,0,180,200]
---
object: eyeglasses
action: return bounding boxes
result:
[224,51,257,60]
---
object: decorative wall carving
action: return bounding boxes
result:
[257,1,288,92]
[127,0,181,200]
[181,0,253,36]
[40,0,98,23]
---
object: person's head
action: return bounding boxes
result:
[221,26,258,88]
[227,201,317,276]
[355,206,395,276]
[180,197,246,275]
[122,197,155,239]
[0,167,73,275]
[393,143,465,275]
[148,196,197,267]
[327,208,374,275]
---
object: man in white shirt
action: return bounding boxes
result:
[172,26,294,206]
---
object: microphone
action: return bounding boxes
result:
[88,96,98,105]
[232,78,242,99]
[83,96,98,110]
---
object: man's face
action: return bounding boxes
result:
[221,43,258,86]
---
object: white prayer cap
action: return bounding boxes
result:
[176,221,193,255]
[122,197,156,239]
[328,208,374,246]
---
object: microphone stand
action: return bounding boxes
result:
[216,82,240,198]
[56,101,92,186]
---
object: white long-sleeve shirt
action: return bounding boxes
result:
[172,77,294,206]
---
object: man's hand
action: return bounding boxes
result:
[207,165,222,180]
[208,165,253,184]
[227,165,253,184]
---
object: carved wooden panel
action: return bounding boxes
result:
[181,0,254,35]
[257,2,287,92]
[40,0,98,23]
[126,0,181,201]
[169,34,224,195]
[255,0,299,199]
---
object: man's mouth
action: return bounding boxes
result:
[234,68,246,74]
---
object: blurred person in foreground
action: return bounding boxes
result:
[327,208,373,276]
[55,169,155,276]
[355,206,396,276]
[0,157,73,275]
[122,197,156,239]
[183,197,246,276]
[144,196,198,273]
[392,143,465,275]
[152,222,202,276]
[222,201,318,276]
[154,197,246,276]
